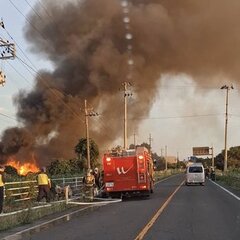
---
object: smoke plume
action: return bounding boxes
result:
[1,0,240,166]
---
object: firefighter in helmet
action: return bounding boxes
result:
[93,167,101,189]
[37,167,51,203]
[83,169,95,200]
[85,169,95,186]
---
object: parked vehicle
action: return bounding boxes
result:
[102,147,154,198]
[186,163,205,186]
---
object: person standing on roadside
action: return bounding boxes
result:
[0,166,5,214]
[37,167,51,203]
[93,167,101,189]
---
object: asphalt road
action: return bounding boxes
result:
[28,174,240,240]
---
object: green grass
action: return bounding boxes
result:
[216,169,240,190]
[154,169,182,182]
[0,202,73,231]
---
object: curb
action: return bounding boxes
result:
[1,173,181,239]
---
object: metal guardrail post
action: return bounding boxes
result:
[75,177,78,189]
[63,177,65,187]
[65,186,69,204]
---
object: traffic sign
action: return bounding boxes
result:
[193,147,210,156]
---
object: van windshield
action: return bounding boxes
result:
[189,166,203,173]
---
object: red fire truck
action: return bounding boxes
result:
[102,147,154,198]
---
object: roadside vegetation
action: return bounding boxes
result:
[154,169,183,182]
[216,168,240,191]
[192,146,240,190]
[2,139,239,231]
[0,202,78,231]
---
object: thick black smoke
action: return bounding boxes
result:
[1,0,240,165]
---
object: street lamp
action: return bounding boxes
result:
[220,85,234,172]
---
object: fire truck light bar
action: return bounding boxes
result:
[138,155,144,159]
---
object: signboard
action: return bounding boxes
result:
[192,147,209,156]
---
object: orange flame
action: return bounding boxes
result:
[6,158,39,176]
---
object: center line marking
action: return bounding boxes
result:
[134,179,185,240]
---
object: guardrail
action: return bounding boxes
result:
[4,176,84,203]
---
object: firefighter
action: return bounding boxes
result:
[37,167,51,203]
[83,169,95,200]
[85,169,95,186]
[0,166,5,214]
[93,167,101,189]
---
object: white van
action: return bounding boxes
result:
[186,163,205,186]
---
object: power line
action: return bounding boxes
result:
[6,60,33,87]
[2,22,38,71]
[36,0,58,27]
[8,0,47,40]
[0,112,18,122]
[24,0,42,20]
[129,113,224,120]
[16,56,85,123]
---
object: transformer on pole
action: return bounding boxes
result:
[0,20,16,86]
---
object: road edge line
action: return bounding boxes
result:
[134,179,185,240]
[210,180,240,201]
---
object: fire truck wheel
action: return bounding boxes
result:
[109,192,122,199]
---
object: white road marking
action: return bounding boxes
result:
[210,179,240,201]
[134,180,185,240]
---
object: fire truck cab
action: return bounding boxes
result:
[103,147,154,198]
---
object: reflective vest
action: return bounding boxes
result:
[0,174,4,187]
[85,174,95,186]
[37,173,50,186]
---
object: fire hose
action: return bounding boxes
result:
[65,186,122,205]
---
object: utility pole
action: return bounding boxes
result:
[165,145,168,171]
[177,151,179,169]
[160,148,163,158]
[211,146,214,168]
[84,99,98,171]
[0,20,16,86]
[122,81,132,149]
[149,133,153,153]
[221,85,234,172]
[133,133,136,147]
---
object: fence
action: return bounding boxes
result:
[4,176,84,203]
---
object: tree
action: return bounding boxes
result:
[215,146,240,170]
[228,146,240,168]
[47,158,85,176]
[151,152,165,170]
[48,159,72,176]
[4,165,18,176]
[129,144,135,149]
[74,138,100,169]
